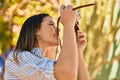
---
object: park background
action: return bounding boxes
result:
[0,0,120,80]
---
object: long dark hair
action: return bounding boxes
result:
[13,13,49,61]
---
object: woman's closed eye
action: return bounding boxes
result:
[49,23,56,28]
[49,23,54,25]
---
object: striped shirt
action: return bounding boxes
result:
[4,48,56,80]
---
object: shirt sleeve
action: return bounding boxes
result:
[5,51,56,80]
[38,58,56,80]
[22,51,56,80]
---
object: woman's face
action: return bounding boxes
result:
[36,16,59,47]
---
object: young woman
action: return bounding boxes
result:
[4,5,90,80]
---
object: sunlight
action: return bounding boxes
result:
[109,61,118,79]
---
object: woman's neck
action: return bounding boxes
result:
[37,41,49,57]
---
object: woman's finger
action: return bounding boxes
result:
[77,32,86,38]
[78,34,85,38]
[78,37,86,41]
[66,5,73,9]
[60,5,66,14]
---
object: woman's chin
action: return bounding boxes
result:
[52,42,59,46]
[49,41,59,47]
[48,38,60,46]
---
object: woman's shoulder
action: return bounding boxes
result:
[7,48,41,60]
[6,48,56,68]
[4,48,56,80]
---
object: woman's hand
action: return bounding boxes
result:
[76,31,90,80]
[76,30,87,52]
[60,5,77,28]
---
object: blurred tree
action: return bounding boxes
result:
[0,0,59,53]
[0,0,119,80]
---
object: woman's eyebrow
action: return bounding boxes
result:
[49,21,54,23]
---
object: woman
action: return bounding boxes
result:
[4,5,90,80]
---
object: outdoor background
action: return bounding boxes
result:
[0,0,120,80]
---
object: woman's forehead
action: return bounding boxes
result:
[43,16,53,22]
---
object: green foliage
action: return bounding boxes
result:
[0,0,120,80]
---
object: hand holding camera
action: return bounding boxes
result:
[60,5,77,28]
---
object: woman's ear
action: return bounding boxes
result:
[36,29,40,36]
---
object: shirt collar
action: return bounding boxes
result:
[31,48,42,57]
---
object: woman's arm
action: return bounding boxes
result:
[76,31,90,80]
[77,49,90,80]
[54,5,78,80]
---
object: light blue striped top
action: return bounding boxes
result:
[4,48,56,80]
